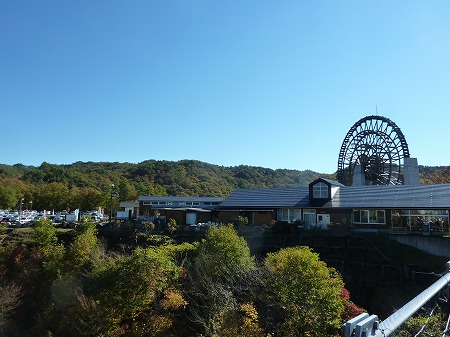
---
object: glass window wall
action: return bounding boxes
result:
[352,210,385,224]
[391,209,449,232]
[277,209,302,223]
[303,209,316,226]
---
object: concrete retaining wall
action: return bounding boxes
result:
[390,235,450,258]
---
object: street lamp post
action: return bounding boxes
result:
[110,183,114,222]
[29,200,33,211]
[19,198,24,221]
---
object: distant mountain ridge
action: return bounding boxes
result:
[0,160,449,200]
[0,160,333,198]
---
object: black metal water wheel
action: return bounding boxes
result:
[337,115,410,186]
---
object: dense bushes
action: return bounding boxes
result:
[0,223,361,337]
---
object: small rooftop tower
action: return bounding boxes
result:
[352,164,366,187]
[403,157,420,185]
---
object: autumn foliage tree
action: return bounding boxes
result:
[187,225,257,335]
[340,288,365,321]
[66,220,99,269]
[421,168,450,184]
[194,224,255,281]
[262,246,346,337]
[212,302,266,337]
[0,223,364,337]
[0,281,22,326]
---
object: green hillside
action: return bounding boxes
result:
[0,160,448,211]
[0,160,330,211]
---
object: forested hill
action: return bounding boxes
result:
[0,160,330,203]
[0,160,448,211]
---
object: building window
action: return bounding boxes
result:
[391,209,449,231]
[303,209,316,225]
[352,210,385,224]
[313,182,328,198]
[277,209,287,221]
[376,210,385,223]
[277,209,302,223]
[290,209,301,223]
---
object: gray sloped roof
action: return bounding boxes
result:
[219,188,310,209]
[220,184,450,210]
[314,177,346,187]
[325,183,450,209]
[120,201,139,207]
[139,196,223,203]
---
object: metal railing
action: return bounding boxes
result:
[344,262,450,337]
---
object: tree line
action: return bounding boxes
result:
[0,160,448,211]
[0,160,329,211]
[2,222,448,335]
[0,221,365,337]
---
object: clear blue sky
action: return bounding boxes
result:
[1,1,450,174]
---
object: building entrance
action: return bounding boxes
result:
[317,214,330,229]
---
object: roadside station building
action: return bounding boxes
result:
[138,196,223,226]
[218,178,450,233]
